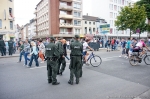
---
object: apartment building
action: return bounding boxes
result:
[83,0,147,38]
[0,0,15,40]
[82,15,107,35]
[28,19,36,39]
[34,0,82,38]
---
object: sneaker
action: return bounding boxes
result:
[40,61,44,63]
[23,64,26,66]
[17,61,21,63]
[27,66,30,68]
[86,63,90,66]
[119,56,122,57]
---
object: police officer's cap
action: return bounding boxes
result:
[75,35,80,38]
[50,36,55,41]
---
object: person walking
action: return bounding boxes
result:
[119,39,126,57]
[106,38,111,52]
[17,41,24,63]
[148,37,150,47]
[28,41,39,67]
[59,39,67,75]
[56,38,66,75]
[45,36,60,85]
[68,35,83,85]
[23,39,30,66]
[0,37,5,56]
[66,40,70,50]
[111,38,115,51]
[38,39,45,63]
[125,38,131,59]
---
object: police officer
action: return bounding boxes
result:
[56,38,66,75]
[8,38,14,55]
[45,36,60,85]
[68,35,83,85]
[0,37,6,56]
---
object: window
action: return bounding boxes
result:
[9,0,12,2]
[93,22,95,25]
[114,5,117,11]
[0,19,2,28]
[110,0,113,2]
[9,8,13,17]
[74,20,81,26]
[89,22,91,25]
[73,3,81,9]
[74,11,81,17]
[85,27,87,33]
[75,29,80,34]
[93,28,95,32]
[89,27,92,34]
[10,21,13,29]
[110,12,113,18]
[109,4,113,10]
[60,11,67,15]
[85,21,87,24]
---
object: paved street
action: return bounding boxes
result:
[0,50,150,99]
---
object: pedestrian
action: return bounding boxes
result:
[56,38,66,75]
[0,37,6,56]
[66,40,70,49]
[8,38,14,56]
[23,39,30,66]
[125,38,131,59]
[111,38,115,51]
[106,38,111,52]
[17,41,24,63]
[68,35,83,85]
[148,37,150,47]
[119,39,126,57]
[45,36,60,85]
[38,39,45,63]
[28,41,39,67]
[59,39,67,75]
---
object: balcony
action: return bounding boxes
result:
[59,5,73,11]
[59,23,73,28]
[60,32,73,34]
[34,10,37,14]
[60,0,72,2]
[59,14,73,19]
[8,16,15,21]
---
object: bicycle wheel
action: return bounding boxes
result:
[129,55,139,66]
[144,55,150,65]
[90,55,102,67]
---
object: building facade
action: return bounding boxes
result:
[82,15,107,35]
[28,19,36,39]
[0,0,15,40]
[34,0,83,38]
[83,0,147,38]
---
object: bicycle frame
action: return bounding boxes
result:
[87,52,95,61]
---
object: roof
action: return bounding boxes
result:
[83,15,107,23]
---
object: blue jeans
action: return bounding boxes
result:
[24,52,30,65]
[28,54,39,67]
[19,51,25,62]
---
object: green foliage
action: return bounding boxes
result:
[136,0,150,20]
[115,4,147,37]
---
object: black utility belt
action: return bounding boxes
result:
[47,57,58,61]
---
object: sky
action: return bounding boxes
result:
[14,0,139,26]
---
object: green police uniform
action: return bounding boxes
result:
[56,40,66,75]
[8,39,14,55]
[45,37,60,85]
[68,35,83,85]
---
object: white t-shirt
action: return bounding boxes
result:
[83,42,88,51]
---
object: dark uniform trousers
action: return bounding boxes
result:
[0,47,5,56]
[58,56,66,74]
[9,47,13,55]
[47,59,58,83]
[69,56,82,82]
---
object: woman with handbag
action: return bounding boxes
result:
[28,41,39,68]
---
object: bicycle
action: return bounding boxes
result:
[83,51,102,67]
[129,49,150,66]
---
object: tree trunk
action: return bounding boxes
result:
[130,31,131,39]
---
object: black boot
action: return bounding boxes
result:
[68,80,73,85]
[52,82,60,85]
[76,79,79,84]
[48,79,52,83]
[59,72,62,76]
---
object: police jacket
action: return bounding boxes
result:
[8,40,14,47]
[70,40,83,56]
[0,40,5,47]
[45,42,59,58]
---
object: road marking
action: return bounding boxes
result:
[30,56,120,70]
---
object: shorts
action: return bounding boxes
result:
[133,46,142,52]
[83,51,87,56]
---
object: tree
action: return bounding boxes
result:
[136,0,150,25]
[115,4,147,38]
